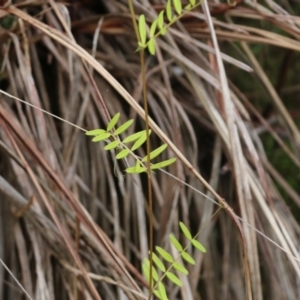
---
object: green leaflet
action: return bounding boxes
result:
[92,132,111,142]
[138,15,147,45]
[143,258,159,282]
[190,0,196,5]
[158,282,168,300]
[85,129,106,136]
[122,130,147,143]
[179,222,192,240]
[142,263,150,284]
[116,149,130,159]
[150,19,158,37]
[134,160,141,173]
[158,11,164,29]
[173,262,188,275]
[142,144,168,162]
[169,234,183,252]
[173,0,182,15]
[151,266,159,282]
[107,113,120,131]
[160,26,167,35]
[131,131,149,151]
[166,0,173,22]
[125,166,147,174]
[143,258,150,269]
[152,252,166,272]
[192,239,206,253]
[153,290,162,300]
[150,158,176,170]
[166,271,182,287]
[148,38,156,55]
[104,140,119,150]
[156,246,174,263]
[114,119,134,135]
[181,251,195,265]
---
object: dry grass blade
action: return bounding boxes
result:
[0,0,299,299]
[0,258,33,300]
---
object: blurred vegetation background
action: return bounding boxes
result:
[0,0,300,299]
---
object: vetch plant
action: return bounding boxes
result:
[128,0,209,298]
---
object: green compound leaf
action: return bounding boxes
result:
[104,140,119,150]
[138,15,147,44]
[169,234,183,252]
[152,252,166,272]
[181,251,195,265]
[123,130,148,143]
[142,144,168,162]
[173,262,188,275]
[114,119,134,135]
[158,11,164,29]
[148,38,156,55]
[179,222,192,240]
[150,19,158,37]
[173,0,182,14]
[166,271,182,287]
[116,149,130,159]
[107,113,120,131]
[150,158,176,170]
[156,246,174,263]
[192,239,206,253]
[158,282,168,300]
[131,131,150,151]
[125,165,147,174]
[166,0,173,22]
[86,129,106,136]
[92,132,111,142]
